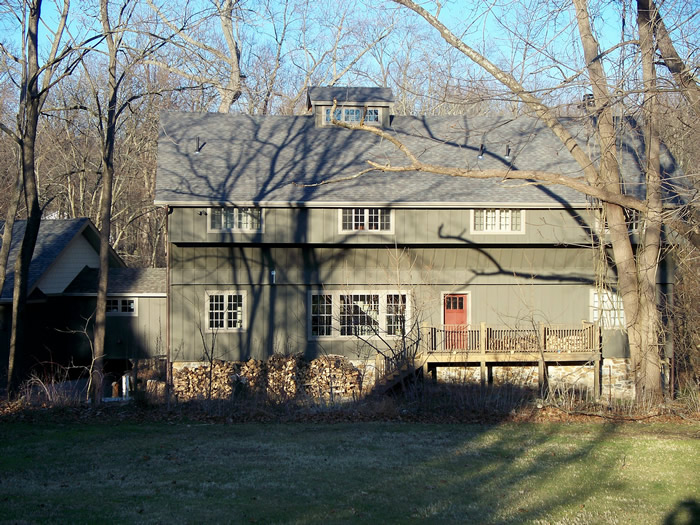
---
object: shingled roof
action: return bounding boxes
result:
[156,92,678,208]
[307,86,395,107]
[0,219,124,302]
[64,267,167,295]
[1,219,88,301]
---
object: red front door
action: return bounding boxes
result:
[444,294,467,349]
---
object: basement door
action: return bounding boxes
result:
[444,294,468,349]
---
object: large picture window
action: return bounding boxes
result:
[206,291,245,331]
[472,209,524,233]
[340,208,392,233]
[209,207,262,232]
[309,291,410,338]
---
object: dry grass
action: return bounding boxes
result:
[0,419,697,524]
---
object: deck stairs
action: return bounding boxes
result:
[373,356,424,395]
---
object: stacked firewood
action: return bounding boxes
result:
[173,360,237,400]
[489,334,539,352]
[302,355,362,399]
[172,355,362,402]
[545,334,585,352]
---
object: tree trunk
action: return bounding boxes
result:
[7,1,46,397]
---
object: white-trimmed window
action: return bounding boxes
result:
[325,107,379,124]
[596,209,642,235]
[209,207,262,232]
[591,289,625,329]
[106,298,137,317]
[340,208,392,233]
[309,291,410,338]
[472,209,524,233]
[206,291,246,331]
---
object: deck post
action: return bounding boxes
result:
[480,322,487,353]
[480,361,486,387]
[538,359,548,394]
[487,364,493,385]
[594,357,601,399]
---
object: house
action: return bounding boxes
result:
[0,219,166,384]
[155,87,675,396]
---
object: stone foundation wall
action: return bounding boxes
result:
[432,358,635,400]
[601,358,635,400]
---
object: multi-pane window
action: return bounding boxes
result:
[209,207,262,232]
[309,291,409,338]
[365,109,379,122]
[325,107,379,123]
[386,294,407,336]
[344,108,362,122]
[311,294,333,336]
[340,208,392,232]
[340,294,380,336]
[207,291,244,331]
[473,209,523,233]
[591,290,625,329]
[106,298,137,316]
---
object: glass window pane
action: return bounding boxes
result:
[210,208,222,230]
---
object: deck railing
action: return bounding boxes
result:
[426,322,598,354]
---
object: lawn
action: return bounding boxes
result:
[0,419,698,524]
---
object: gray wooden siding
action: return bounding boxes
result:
[168,207,597,246]
[104,297,166,360]
[169,245,608,362]
[35,234,99,294]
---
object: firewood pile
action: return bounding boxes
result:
[173,360,238,400]
[301,355,362,400]
[488,333,539,352]
[545,334,586,352]
[173,355,362,402]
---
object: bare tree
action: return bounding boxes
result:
[0,0,94,395]
[325,0,700,399]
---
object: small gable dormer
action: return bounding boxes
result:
[307,86,394,128]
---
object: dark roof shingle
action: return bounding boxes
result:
[64,267,167,295]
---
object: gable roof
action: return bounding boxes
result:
[156,98,679,209]
[0,218,124,301]
[307,86,395,107]
[64,267,167,296]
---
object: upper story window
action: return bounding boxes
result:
[596,209,642,235]
[340,208,392,233]
[209,207,262,232]
[472,209,524,234]
[106,298,137,317]
[325,107,379,124]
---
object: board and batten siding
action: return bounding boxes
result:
[35,234,99,294]
[168,207,597,246]
[169,244,600,362]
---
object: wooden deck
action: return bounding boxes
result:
[423,322,601,392]
[374,322,601,394]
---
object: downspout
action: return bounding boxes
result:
[166,205,172,405]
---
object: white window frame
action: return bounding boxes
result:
[338,208,394,234]
[106,297,138,317]
[596,208,643,235]
[205,290,247,332]
[471,209,525,234]
[324,107,380,125]
[207,207,263,233]
[590,289,626,329]
[308,290,412,340]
